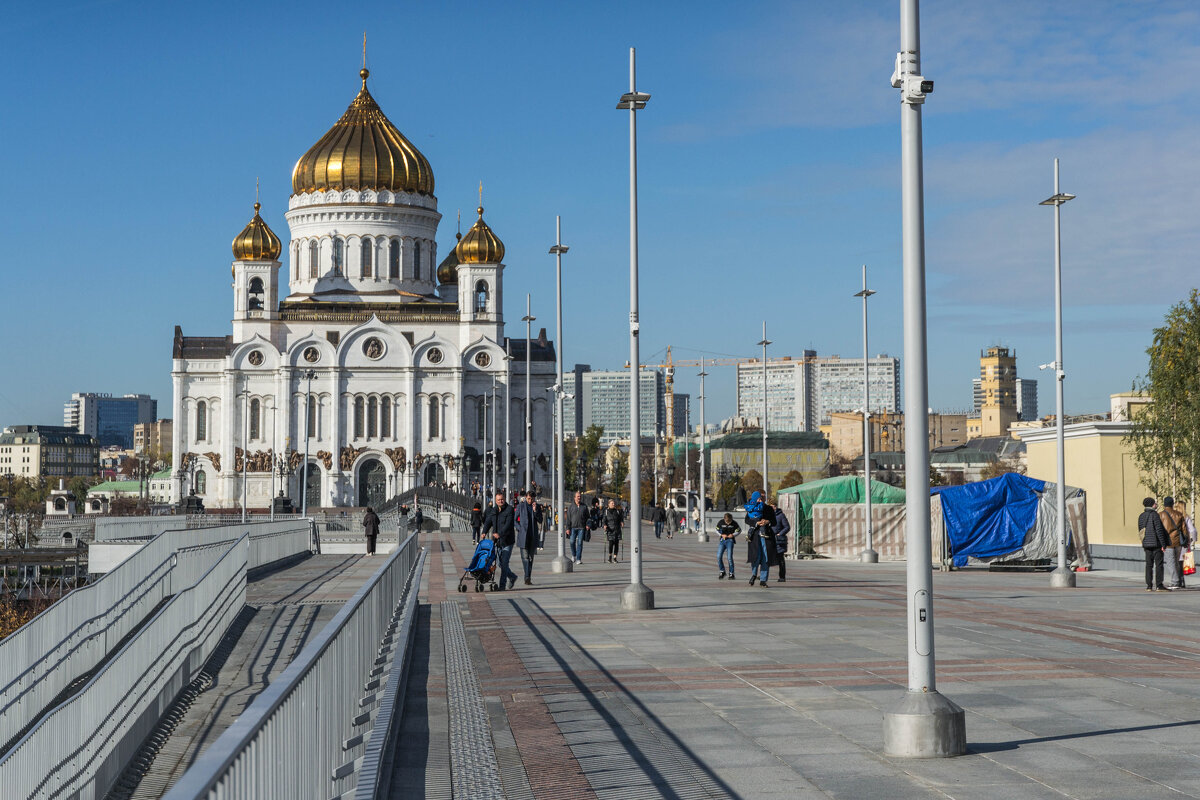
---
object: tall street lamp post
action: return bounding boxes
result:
[504,344,512,495]
[523,294,534,493]
[301,369,316,517]
[617,46,653,610]
[550,218,572,573]
[882,0,966,758]
[239,386,250,523]
[1040,158,1076,589]
[856,266,879,563]
[757,323,771,498]
[697,359,708,543]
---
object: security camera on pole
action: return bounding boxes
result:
[881,0,967,758]
[549,217,572,574]
[616,46,653,611]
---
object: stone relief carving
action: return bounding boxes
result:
[340,445,366,471]
[385,447,407,470]
[287,449,303,471]
[316,450,333,471]
[203,452,222,472]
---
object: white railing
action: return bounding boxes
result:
[0,520,312,755]
[0,535,249,800]
[164,532,423,800]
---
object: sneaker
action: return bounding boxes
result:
[777,577,786,583]
[729,574,735,580]
[1159,585,1171,591]
[718,572,726,580]
[574,559,581,565]
[524,578,532,586]
[760,581,769,588]
[749,575,757,586]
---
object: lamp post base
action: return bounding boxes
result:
[1049,566,1076,588]
[883,691,966,758]
[620,582,655,611]
[861,549,879,563]
[550,555,573,574]
[696,530,709,543]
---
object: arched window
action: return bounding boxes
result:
[367,396,378,437]
[354,396,364,438]
[413,241,422,280]
[474,281,489,313]
[248,277,264,310]
[307,395,317,438]
[249,398,260,440]
[361,238,373,278]
[381,396,391,437]
[196,401,207,442]
[389,239,400,279]
[428,397,440,440]
[308,240,318,279]
[195,470,207,495]
[332,238,344,275]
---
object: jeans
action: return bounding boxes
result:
[1165,546,1182,587]
[520,548,535,580]
[654,520,663,538]
[757,538,770,582]
[717,538,735,575]
[498,545,517,588]
[570,528,586,561]
[1145,547,1164,588]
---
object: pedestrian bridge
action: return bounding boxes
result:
[0,489,459,800]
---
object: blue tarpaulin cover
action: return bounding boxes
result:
[931,473,1048,567]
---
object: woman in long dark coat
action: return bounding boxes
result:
[363,506,380,555]
[743,491,777,586]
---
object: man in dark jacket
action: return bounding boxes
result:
[1140,497,1170,591]
[362,506,379,555]
[514,490,538,585]
[652,504,666,539]
[566,491,590,565]
[481,492,517,590]
[772,504,791,583]
[470,502,483,543]
[745,491,778,587]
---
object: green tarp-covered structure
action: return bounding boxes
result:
[777,476,906,542]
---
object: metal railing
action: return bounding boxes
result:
[0,534,249,799]
[0,520,312,754]
[164,532,424,800]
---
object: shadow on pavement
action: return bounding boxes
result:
[969,719,1200,753]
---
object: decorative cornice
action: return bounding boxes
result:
[288,189,437,212]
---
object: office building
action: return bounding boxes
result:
[812,355,901,426]
[563,368,666,443]
[973,376,1039,421]
[0,425,99,478]
[133,419,174,456]
[64,393,157,450]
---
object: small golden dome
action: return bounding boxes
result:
[232,202,282,261]
[437,232,463,284]
[292,69,434,196]
[455,207,505,264]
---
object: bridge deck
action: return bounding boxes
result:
[390,524,1200,800]
[107,554,385,800]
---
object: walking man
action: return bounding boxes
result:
[481,491,516,590]
[652,503,666,539]
[772,502,791,582]
[362,506,379,556]
[1140,496,1170,591]
[515,490,538,585]
[566,491,589,565]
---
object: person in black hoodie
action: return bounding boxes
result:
[470,502,484,543]
[362,507,379,555]
[1140,496,1170,591]
[481,491,517,590]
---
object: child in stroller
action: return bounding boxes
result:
[458,532,499,592]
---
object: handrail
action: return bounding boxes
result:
[0,520,310,754]
[0,534,249,799]
[164,532,422,800]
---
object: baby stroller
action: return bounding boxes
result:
[458,537,499,593]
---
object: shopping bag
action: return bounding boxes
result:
[1183,550,1196,576]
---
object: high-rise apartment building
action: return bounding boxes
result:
[64,393,157,450]
[562,369,666,443]
[735,351,900,431]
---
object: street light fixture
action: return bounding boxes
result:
[239,386,250,523]
[617,46,652,610]
[1040,159,1076,589]
[300,369,316,517]
[881,0,966,758]
[550,218,572,573]
[523,294,535,494]
[697,359,709,542]
[757,323,771,499]
[856,266,879,564]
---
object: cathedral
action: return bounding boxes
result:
[171,68,556,510]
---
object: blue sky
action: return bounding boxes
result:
[4,0,1198,430]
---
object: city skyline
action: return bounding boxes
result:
[4,1,1194,431]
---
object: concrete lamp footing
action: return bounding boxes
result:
[550,555,574,574]
[696,532,709,543]
[861,549,879,563]
[620,582,655,611]
[883,691,967,758]
[1049,566,1076,588]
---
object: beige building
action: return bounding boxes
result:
[1110,392,1150,421]
[0,425,99,479]
[1020,421,1149,545]
[969,346,1019,437]
[707,431,829,488]
[133,419,173,456]
[828,411,968,461]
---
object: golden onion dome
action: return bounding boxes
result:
[437,232,463,284]
[232,202,282,261]
[292,69,434,196]
[455,206,505,264]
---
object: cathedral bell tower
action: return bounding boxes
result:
[455,206,505,324]
[231,201,283,338]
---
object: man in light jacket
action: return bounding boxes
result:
[566,491,590,565]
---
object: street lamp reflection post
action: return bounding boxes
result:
[616,46,653,610]
[856,266,879,563]
[1040,158,1076,589]
[881,0,967,758]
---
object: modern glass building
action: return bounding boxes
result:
[63,393,157,449]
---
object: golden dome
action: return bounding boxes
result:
[232,202,282,261]
[292,69,435,196]
[455,207,505,264]
[437,232,463,284]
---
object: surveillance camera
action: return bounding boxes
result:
[900,75,932,105]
